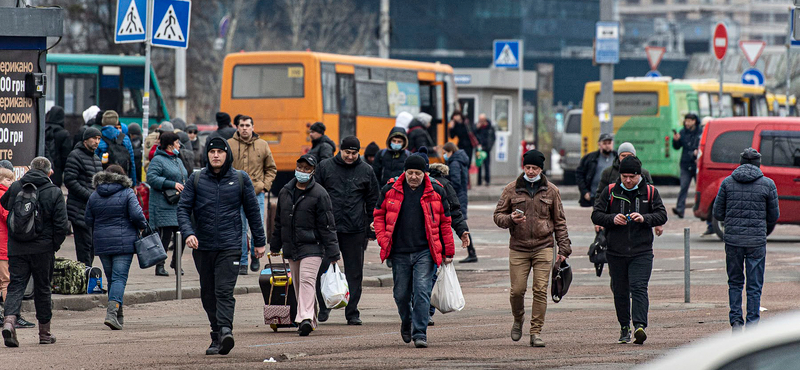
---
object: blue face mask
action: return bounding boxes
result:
[523,174,541,183]
[443,153,450,161]
[172,148,180,155]
[620,177,642,191]
[295,170,312,183]
[390,142,402,151]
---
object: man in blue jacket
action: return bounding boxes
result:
[713,148,779,332]
[177,137,266,356]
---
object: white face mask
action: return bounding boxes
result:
[523,174,541,183]
[295,170,312,183]
[621,176,642,191]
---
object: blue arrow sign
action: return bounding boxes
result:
[493,40,520,69]
[151,0,191,49]
[115,0,147,44]
[741,68,765,86]
[645,70,662,78]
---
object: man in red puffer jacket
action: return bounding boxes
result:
[374,155,455,349]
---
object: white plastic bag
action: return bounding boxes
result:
[430,263,465,313]
[320,263,349,309]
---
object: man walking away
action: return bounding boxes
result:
[228,115,277,274]
[127,123,144,182]
[672,113,701,221]
[44,106,72,187]
[373,127,410,185]
[1,157,69,347]
[576,133,615,207]
[406,113,436,154]
[206,112,237,142]
[494,150,571,348]
[448,110,478,168]
[64,128,104,266]
[364,142,380,166]
[374,155,455,348]
[307,122,336,163]
[475,113,496,186]
[314,136,379,325]
[96,110,136,185]
[713,148,778,332]
[177,138,266,355]
[591,156,667,345]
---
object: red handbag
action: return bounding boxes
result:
[135,183,150,220]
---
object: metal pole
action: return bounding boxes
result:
[379,0,390,58]
[787,45,792,114]
[684,227,690,303]
[176,231,182,300]
[599,0,615,135]
[175,48,187,120]
[719,60,724,117]
[518,39,524,168]
[142,0,152,130]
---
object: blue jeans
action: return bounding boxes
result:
[725,244,766,327]
[241,192,265,266]
[391,249,436,341]
[675,164,696,214]
[99,254,134,304]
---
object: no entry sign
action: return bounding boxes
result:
[713,22,728,60]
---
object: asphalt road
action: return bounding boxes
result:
[5,196,800,369]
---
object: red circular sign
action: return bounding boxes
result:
[713,22,728,61]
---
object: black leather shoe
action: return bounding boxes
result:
[298,319,313,336]
[672,207,684,219]
[238,266,248,275]
[206,332,221,355]
[218,327,235,355]
[155,265,169,277]
[400,321,412,343]
[459,256,478,263]
[317,309,330,322]
[250,258,260,272]
[347,318,362,325]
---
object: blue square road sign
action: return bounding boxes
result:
[493,40,520,69]
[151,0,191,49]
[115,0,147,44]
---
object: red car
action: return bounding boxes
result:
[694,117,800,239]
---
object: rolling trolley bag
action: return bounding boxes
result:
[260,253,298,331]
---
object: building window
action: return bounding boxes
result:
[493,96,512,132]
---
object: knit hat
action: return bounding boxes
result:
[364,142,380,157]
[619,156,642,175]
[598,133,614,142]
[206,137,228,153]
[102,110,119,126]
[297,154,317,168]
[617,142,636,156]
[0,160,13,171]
[171,117,186,131]
[158,122,175,133]
[740,147,762,167]
[404,154,427,172]
[523,149,545,169]
[310,122,326,134]
[127,123,142,136]
[83,127,102,141]
[340,136,360,151]
[411,147,430,172]
[216,112,231,128]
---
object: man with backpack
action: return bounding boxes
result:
[1,157,69,347]
[95,110,136,185]
[44,106,72,187]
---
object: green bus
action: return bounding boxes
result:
[45,53,170,136]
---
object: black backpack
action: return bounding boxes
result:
[8,182,46,241]
[102,132,131,174]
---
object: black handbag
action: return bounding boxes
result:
[551,260,573,303]
[135,223,167,269]
[162,188,181,204]
[587,230,608,277]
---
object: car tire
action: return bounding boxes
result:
[562,170,576,185]
[712,215,724,240]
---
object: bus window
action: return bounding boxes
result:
[594,92,658,116]
[120,67,163,120]
[699,93,711,117]
[232,64,304,99]
[99,66,121,114]
[45,64,56,111]
[60,75,96,116]
[355,67,389,117]
[754,96,769,117]
[709,94,734,117]
[322,63,338,113]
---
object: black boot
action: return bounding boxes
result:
[169,260,184,275]
[155,264,169,277]
[206,332,221,355]
[218,327,234,355]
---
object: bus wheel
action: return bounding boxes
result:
[712,215,725,240]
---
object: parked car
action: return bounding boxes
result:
[693,117,800,239]
[557,109,582,185]
[637,311,800,370]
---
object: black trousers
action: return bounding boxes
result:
[73,222,94,267]
[607,253,653,328]
[159,226,182,268]
[317,232,366,320]
[466,234,476,258]
[193,249,240,331]
[5,252,54,324]
[477,154,491,185]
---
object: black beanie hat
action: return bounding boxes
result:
[83,127,101,141]
[216,112,231,128]
[523,149,545,169]
[206,137,228,153]
[740,147,762,167]
[619,156,642,175]
[404,155,427,172]
[364,142,380,157]
[310,122,326,134]
[340,136,360,151]
[411,147,430,172]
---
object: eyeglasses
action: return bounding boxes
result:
[186,131,197,134]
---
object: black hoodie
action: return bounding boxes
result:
[372,127,409,185]
[314,152,380,233]
[45,106,72,186]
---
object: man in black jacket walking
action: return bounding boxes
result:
[576,133,615,207]
[177,137,266,356]
[44,106,72,187]
[1,157,69,347]
[591,156,667,345]
[671,113,701,220]
[307,122,336,163]
[63,128,103,266]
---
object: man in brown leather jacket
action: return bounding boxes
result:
[493,149,571,348]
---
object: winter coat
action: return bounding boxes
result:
[374,173,455,266]
[475,121,496,152]
[373,127,410,185]
[228,132,278,195]
[672,125,701,168]
[85,171,148,255]
[446,149,470,219]
[146,148,188,229]
[596,157,654,198]
[190,138,206,168]
[130,135,143,182]
[449,120,476,152]
[44,106,72,187]
[308,134,336,164]
[270,177,340,261]
[314,153,379,234]
[0,169,69,256]
[0,184,8,260]
[429,163,469,237]
[143,131,159,172]
[97,125,137,185]
[713,164,780,248]
[591,180,668,258]
[207,126,237,143]
[177,140,266,252]
[406,119,435,153]
[177,131,194,175]
[576,150,617,207]
[494,174,572,257]
[64,142,103,228]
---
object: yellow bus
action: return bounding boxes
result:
[766,93,798,116]
[679,79,768,118]
[219,51,457,175]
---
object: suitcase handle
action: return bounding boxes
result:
[266,253,290,305]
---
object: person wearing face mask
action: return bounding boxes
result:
[494,149,571,348]
[373,127,410,185]
[576,133,615,207]
[270,154,340,336]
[591,156,667,345]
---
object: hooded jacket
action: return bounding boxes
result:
[97,125,137,185]
[176,130,194,175]
[446,148,470,219]
[0,169,69,256]
[373,127,409,185]
[494,174,572,257]
[177,138,266,251]
[64,141,103,228]
[406,119,435,153]
[596,156,654,198]
[146,148,188,229]
[672,124,701,167]
[44,106,72,187]
[713,164,780,248]
[429,163,469,237]
[228,131,278,195]
[314,152,379,234]
[308,134,336,164]
[85,171,147,255]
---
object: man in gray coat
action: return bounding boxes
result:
[713,148,779,332]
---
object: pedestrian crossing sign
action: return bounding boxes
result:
[151,0,191,49]
[493,40,521,69]
[115,0,147,43]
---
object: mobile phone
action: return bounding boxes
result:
[514,208,524,215]
[672,129,677,134]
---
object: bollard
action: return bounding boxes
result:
[176,231,182,300]
[684,227,690,303]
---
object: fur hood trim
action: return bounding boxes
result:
[92,171,132,189]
